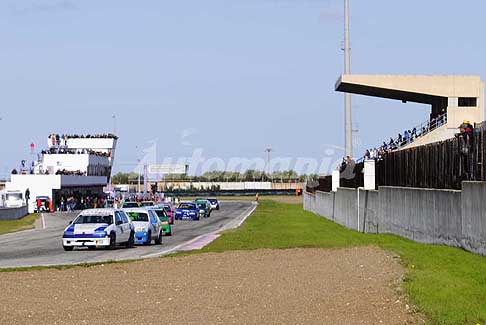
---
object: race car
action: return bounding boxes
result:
[123,208,163,245]
[175,202,200,221]
[208,198,220,210]
[195,199,211,218]
[35,196,51,213]
[62,209,134,251]
[153,206,172,236]
[161,203,174,224]
[121,201,140,208]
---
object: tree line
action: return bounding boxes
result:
[111,170,317,184]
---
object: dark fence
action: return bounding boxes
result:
[307,163,364,193]
[306,176,332,193]
[376,126,486,190]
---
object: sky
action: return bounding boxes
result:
[1,0,485,176]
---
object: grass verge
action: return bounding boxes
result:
[0,213,40,235]
[199,201,486,325]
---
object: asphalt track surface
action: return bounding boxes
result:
[0,201,254,269]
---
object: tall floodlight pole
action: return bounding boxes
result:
[344,0,353,158]
[265,148,272,177]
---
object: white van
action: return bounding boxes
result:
[4,190,24,208]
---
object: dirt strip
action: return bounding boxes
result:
[0,247,423,324]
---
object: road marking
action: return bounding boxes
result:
[41,213,46,230]
[142,202,257,259]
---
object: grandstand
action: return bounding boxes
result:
[307,75,486,192]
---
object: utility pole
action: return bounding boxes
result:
[344,0,353,158]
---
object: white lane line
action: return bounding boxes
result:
[41,213,46,230]
[142,202,257,259]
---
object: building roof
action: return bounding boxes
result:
[335,74,483,104]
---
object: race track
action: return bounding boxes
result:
[0,201,254,269]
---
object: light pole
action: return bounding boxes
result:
[344,0,353,158]
[265,147,272,179]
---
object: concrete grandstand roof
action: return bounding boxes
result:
[335,74,482,104]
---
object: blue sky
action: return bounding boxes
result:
[1,0,485,176]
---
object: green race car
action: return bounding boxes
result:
[195,199,211,218]
[153,206,172,236]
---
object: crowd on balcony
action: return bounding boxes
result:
[48,133,118,148]
[41,148,111,158]
[360,113,448,162]
[55,169,86,176]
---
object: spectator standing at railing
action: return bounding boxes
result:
[403,130,409,145]
[364,149,370,160]
[411,128,417,139]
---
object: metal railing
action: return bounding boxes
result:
[357,113,448,163]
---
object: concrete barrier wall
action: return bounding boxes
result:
[304,182,486,256]
[359,189,380,233]
[0,206,29,220]
[303,191,315,212]
[334,188,358,230]
[315,191,334,220]
[377,187,462,247]
[461,182,486,255]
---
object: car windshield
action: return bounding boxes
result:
[6,193,22,201]
[140,202,154,207]
[123,202,139,208]
[179,203,195,209]
[74,215,112,224]
[126,212,149,222]
[154,210,167,219]
[209,199,217,203]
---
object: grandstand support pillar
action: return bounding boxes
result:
[332,170,340,192]
[364,159,376,190]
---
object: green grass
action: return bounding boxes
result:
[0,214,40,235]
[199,201,486,325]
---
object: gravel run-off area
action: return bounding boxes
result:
[0,246,423,324]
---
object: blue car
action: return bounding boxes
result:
[175,202,200,221]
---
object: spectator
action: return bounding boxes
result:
[25,188,30,205]
[364,149,371,160]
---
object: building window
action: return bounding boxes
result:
[458,97,477,107]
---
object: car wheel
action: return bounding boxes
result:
[216,206,219,210]
[126,231,135,248]
[155,231,162,245]
[144,231,151,245]
[63,245,73,251]
[109,233,116,250]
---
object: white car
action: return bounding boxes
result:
[62,209,134,251]
[123,208,163,245]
